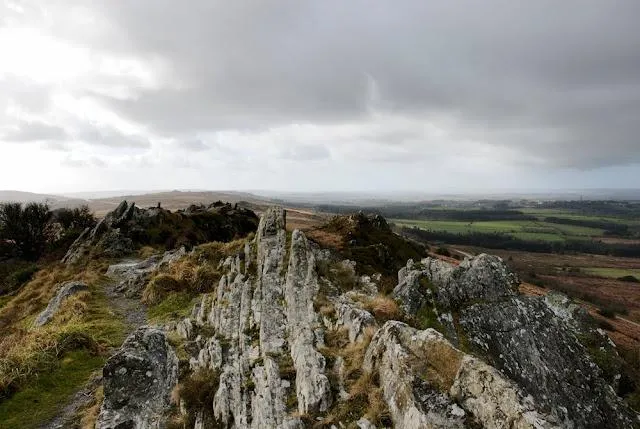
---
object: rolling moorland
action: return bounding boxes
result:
[311,199,640,349]
[0,193,640,428]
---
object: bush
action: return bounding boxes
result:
[598,304,629,319]
[6,265,38,291]
[435,247,451,257]
[174,369,221,427]
[0,202,52,260]
[598,318,615,331]
[0,262,39,295]
[53,206,96,231]
[619,275,640,283]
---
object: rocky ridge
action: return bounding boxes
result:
[94,207,638,428]
[63,200,258,265]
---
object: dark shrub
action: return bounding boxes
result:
[53,205,97,231]
[0,202,52,260]
[435,246,451,257]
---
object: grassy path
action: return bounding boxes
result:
[34,263,148,429]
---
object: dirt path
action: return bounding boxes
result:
[39,264,148,429]
[104,279,148,331]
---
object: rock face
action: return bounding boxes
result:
[63,201,138,264]
[34,281,88,327]
[97,208,636,429]
[363,321,559,428]
[97,327,179,429]
[395,253,639,429]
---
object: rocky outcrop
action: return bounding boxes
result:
[34,281,88,327]
[63,201,139,264]
[396,253,639,429]
[99,208,637,429]
[363,321,559,428]
[284,230,332,414]
[97,327,179,429]
[63,200,258,265]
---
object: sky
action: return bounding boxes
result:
[1,1,639,194]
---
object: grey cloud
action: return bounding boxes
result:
[2,121,68,142]
[0,77,53,115]
[42,141,71,152]
[182,140,209,152]
[61,156,106,168]
[279,143,330,161]
[74,0,640,169]
[74,126,150,149]
[8,1,640,170]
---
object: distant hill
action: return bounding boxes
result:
[0,190,86,208]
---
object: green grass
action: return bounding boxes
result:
[394,219,534,233]
[511,232,567,242]
[147,291,196,321]
[0,294,13,310]
[84,278,129,346]
[520,208,640,226]
[393,218,609,243]
[0,350,104,429]
[581,267,640,279]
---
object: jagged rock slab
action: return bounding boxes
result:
[363,321,559,429]
[399,253,639,428]
[284,229,332,414]
[34,281,88,327]
[97,327,179,429]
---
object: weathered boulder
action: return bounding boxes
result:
[335,299,376,343]
[363,321,559,429]
[63,201,141,264]
[460,296,636,428]
[97,327,179,429]
[426,253,519,307]
[34,281,88,327]
[398,253,639,428]
[393,259,431,314]
[284,229,332,414]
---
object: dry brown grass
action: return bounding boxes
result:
[137,245,160,259]
[318,326,390,427]
[306,229,345,251]
[142,274,185,305]
[192,239,246,264]
[0,260,124,399]
[412,339,463,392]
[313,293,335,319]
[364,295,402,322]
[79,385,103,429]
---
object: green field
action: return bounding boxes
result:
[520,208,640,226]
[392,218,602,242]
[581,267,640,279]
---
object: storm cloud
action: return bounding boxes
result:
[1,1,639,192]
